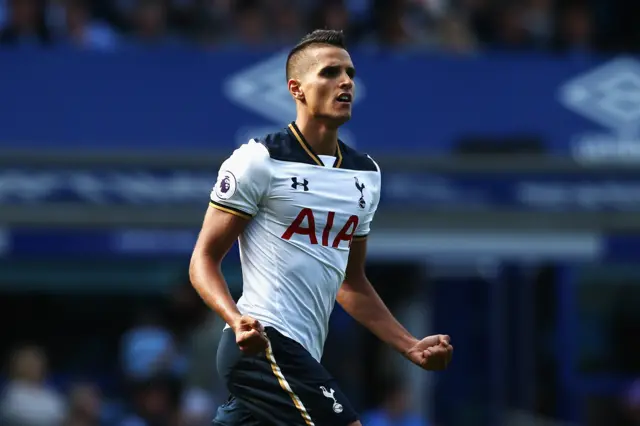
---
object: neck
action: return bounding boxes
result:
[294,115,338,156]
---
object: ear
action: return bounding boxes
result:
[288,79,305,102]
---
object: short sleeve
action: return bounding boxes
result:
[354,157,381,240]
[209,140,271,219]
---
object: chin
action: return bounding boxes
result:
[330,112,352,126]
[314,110,351,127]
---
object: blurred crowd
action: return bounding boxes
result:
[0,280,230,426]
[0,277,428,426]
[0,0,639,53]
[1,274,639,426]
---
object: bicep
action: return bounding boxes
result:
[192,206,249,264]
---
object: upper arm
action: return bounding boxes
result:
[193,140,271,264]
[343,237,368,284]
[192,206,249,264]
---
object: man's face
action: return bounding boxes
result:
[294,45,356,125]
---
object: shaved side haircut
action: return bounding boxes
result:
[285,29,347,81]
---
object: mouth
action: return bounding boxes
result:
[335,93,352,104]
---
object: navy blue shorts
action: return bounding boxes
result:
[213,327,358,426]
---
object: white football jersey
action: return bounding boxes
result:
[210,122,381,361]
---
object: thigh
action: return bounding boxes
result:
[217,327,359,426]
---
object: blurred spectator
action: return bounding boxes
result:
[267,0,304,45]
[462,0,493,45]
[167,0,197,35]
[311,0,350,34]
[0,345,66,426]
[0,0,51,46]
[166,279,225,416]
[0,0,7,27]
[554,2,593,52]
[437,14,476,53]
[493,3,534,50]
[311,0,372,46]
[361,377,429,426]
[373,0,412,46]
[522,0,553,48]
[181,313,225,408]
[50,0,118,50]
[401,0,448,48]
[178,387,216,426]
[63,383,102,426]
[624,379,640,426]
[130,0,177,46]
[166,278,208,340]
[120,310,184,383]
[229,0,267,46]
[119,378,175,426]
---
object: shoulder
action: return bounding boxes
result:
[222,139,271,176]
[338,141,380,173]
[226,139,270,164]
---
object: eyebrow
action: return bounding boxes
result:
[320,64,356,75]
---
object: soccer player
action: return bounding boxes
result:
[190,29,453,426]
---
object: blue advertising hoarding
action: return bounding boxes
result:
[0,227,638,263]
[2,167,640,212]
[1,167,640,260]
[2,49,640,160]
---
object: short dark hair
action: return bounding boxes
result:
[285,29,347,80]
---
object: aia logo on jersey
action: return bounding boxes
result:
[214,170,237,200]
[354,177,366,209]
[282,209,359,248]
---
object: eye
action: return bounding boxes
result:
[346,67,356,79]
[320,66,341,78]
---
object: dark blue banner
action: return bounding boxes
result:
[383,172,640,211]
[3,168,640,212]
[0,228,203,257]
[0,169,216,205]
[2,50,640,160]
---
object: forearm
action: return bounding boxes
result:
[337,277,418,356]
[189,252,241,327]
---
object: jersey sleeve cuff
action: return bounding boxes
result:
[209,200,253,220]
[353,234,368,241]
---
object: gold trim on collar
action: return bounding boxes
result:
[288,122,342,168]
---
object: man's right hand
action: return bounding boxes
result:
[232,315,269,355]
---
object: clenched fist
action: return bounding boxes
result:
[232,315,269,355]
[405,334,453,371]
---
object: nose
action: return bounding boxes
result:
[339,74,353,90]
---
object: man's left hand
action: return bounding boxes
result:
[405,334,453,371]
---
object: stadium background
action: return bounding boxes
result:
[1,0,640,425]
